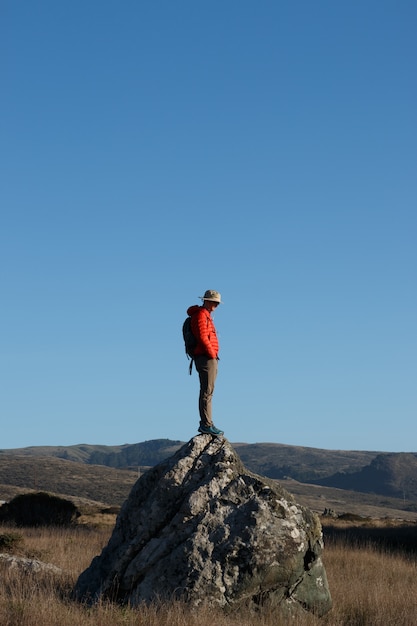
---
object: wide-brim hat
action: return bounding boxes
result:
[199,289,222,304]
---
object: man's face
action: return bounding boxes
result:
[204,300,219,312]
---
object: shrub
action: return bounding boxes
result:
[0,493,79,527]
[0,532,23,551]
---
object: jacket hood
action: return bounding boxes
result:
[187,304,201,316]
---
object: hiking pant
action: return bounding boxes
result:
[195,356,218,427]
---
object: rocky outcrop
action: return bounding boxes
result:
[0,553,62,575]
[74,435,332,617]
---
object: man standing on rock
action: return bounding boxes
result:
[187,290,224,436]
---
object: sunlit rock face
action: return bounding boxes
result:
[74,435,332,617]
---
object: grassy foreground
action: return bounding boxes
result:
[0,519,417,626]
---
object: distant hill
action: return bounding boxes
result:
[1,439,376,478]
[1,439,417,505]
[0,455,137,506]
[232,443,377,481]
[0,439,183,468]
[313,453,417,501]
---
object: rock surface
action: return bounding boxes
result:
[0,553,62,574]
[74,435,332,616]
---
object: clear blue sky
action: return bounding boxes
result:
[1,1,416,452]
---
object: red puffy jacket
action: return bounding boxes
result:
[187,305,219,360]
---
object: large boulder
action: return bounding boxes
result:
[74,435,332,617]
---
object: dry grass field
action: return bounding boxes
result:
[1,516,417,626]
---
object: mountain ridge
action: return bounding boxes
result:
[1,439,417,503]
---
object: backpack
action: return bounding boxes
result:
[182,316,197,374]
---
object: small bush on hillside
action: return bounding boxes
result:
[337,512,367,522]
[0,532,23,551]
[0,492,79,527]
[100,506,120,515]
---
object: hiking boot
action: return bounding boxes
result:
[198,424,224,436]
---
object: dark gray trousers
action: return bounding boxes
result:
[195,355,218,427]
